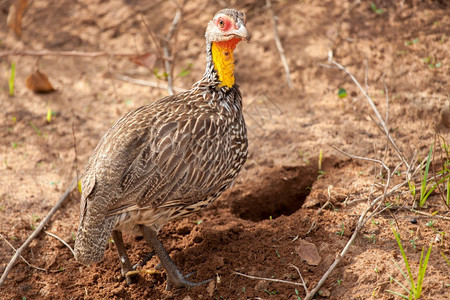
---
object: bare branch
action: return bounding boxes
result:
[0,178,77,287]
[0,233,46,272]
[0,50,138,58]
[331,145,390,174]
[162,0,187,95]
[233,271,306,287]
[305,145,395,300]
[266,0,293,89]
[324,57,410,170]
[113,73,186,93]
[139,14,165,65]
[44,231,76,258]
[289,264,309,295]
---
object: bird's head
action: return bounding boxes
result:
[205,9,250,44]
[205,9,250,89]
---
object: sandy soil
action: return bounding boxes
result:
[0,0,449,299]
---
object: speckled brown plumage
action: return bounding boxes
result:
[74,8,249,289]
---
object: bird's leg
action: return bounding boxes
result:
[112,230,137,284]
[139,225,211,290]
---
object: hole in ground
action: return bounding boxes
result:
[231,164,318,222]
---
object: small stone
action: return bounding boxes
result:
[111,286,125,295]
[193,234,203,243]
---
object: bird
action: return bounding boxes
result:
[74,8,250,289]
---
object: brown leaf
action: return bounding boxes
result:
[7,0,28,38]
[206,279,216,297]
[26,70,56,93]
[129,52,157,70]
[295,239,321,266]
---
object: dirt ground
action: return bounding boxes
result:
[1,0,449,299]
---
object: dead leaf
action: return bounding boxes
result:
[295,239,321,266]
[7,0,28,38]
[129,52,157,70]
[319,288,331,298]
[206,279,216,297]
[26,70,56,93]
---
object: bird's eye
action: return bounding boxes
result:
[218,18,225,28]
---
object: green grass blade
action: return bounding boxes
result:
[29,121,42,136]
[392,259,410,287]
[420,144,433,206]
[390,273,412,295]
[416,243,432,297]
[441,252,450,265]
[9,62,16,96]
[386,289,409,299]
[393,229,415,288]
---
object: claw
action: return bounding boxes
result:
[165,269,212,291]
[139,225,211,290]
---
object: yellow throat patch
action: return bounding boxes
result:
[211,38,240,88]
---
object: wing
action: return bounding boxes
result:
[81,92,231,217]
[114,107,227,213]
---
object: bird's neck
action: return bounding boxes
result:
[204,39,240,89]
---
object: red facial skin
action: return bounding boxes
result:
[216,16,234,32]
[214,16,242,50]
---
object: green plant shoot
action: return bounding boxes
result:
[9,62,16,96]
[420,144,433,206]
[386,228,432,299]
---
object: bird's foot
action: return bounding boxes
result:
[165,269,212,291]
[139,225,212,291]
[124,271,139,285]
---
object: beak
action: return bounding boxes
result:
[229,20,251,42]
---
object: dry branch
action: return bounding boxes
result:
[304,146,393,300]
[113,73,186,93]
[0,233,46,272]
[44,231,76,258]
[266,0,293,89]
[162,0,187,95]
[0,177,77,287]
[289,264,309,295]
[305,56,410,300]
[233,271,306,288]
[0,50,138,58]
[325,54,410,171]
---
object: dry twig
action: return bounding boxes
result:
[289,264,309,295]
[162,0,187,95]
[409,209,450,221]
[305,55,408,300]
[0,50,137,58]
[317,185,334,214]
[266,0,293,89]
[325,54,410,171]
[0,178,77,287]
[0,233,46,272]
[304,148,392,300]
[44,231,76,258]
[113,73,186,93]
[233,271,306,288]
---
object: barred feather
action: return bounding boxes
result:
[74,9,248,265]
